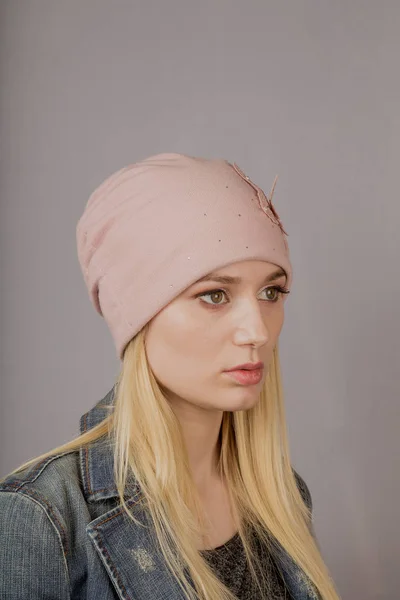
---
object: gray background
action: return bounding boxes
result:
[1,2,399,599]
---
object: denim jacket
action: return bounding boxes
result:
[0,387,319,600]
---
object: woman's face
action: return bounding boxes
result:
[145,260,288,413]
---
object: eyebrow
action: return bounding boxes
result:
[195,267,287,286]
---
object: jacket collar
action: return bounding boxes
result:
[79,385,137,502]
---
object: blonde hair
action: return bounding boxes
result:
[8,325,339,600]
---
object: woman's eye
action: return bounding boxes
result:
[262,286,289,302]
[198,290,227,305]
[264,287,279,302]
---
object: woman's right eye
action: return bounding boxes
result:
[196,289,228,306]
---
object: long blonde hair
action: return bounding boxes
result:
[8,324,339,600]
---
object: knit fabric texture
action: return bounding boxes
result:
[201,530,290,599]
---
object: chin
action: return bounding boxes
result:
[222,389,262,412]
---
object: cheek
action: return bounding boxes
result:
[145,310,212,390]
[269,305,285,338]
[275,316,284,338]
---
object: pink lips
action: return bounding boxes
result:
[226,362,264,372]
[224,362,264,386]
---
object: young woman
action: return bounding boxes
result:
[0,153,340,599]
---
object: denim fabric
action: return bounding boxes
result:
[0,387,319,599]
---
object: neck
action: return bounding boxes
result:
[168,396,224,490]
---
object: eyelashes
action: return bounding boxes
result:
[196,285,290,308]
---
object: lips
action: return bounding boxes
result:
[225,361,264,372]
[224,368,264,386]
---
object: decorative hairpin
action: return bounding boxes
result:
[232,163,288,236]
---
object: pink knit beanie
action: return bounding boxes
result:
[76,153,292,360]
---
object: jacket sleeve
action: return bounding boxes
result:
[0,491,70,599]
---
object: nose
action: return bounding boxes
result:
[233,304,269,349]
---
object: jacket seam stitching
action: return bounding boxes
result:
[92,530,130,599]
[8,491,72,596]
[4,487,70,557]
[2,452,75,492]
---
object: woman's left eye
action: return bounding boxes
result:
[262,286,287,302]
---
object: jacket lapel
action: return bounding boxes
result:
[273,546,320,600]
[86,496,191,600]
[80,388,193,599]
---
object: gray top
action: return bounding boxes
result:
[201,530,290,599]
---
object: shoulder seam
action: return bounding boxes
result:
[1,451,77,491]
